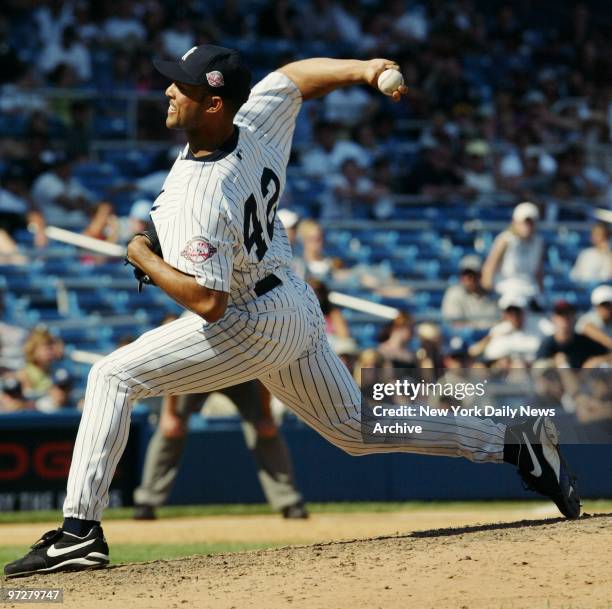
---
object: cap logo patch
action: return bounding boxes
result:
[206,71,224,87]
[181,238,217,263]
[181,47,197,62]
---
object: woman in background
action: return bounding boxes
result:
[482,201,544,303]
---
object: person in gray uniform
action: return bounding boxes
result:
[134,380,307,519]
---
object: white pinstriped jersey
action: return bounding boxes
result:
[62,60,511,528]
[150,71,301,304]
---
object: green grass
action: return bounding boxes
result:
[0,541,280,567]
[0,499,611,525]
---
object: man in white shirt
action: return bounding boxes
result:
[39,26,92,82]
[103,3,146,43]
[301,122,372,178]
[470,294,552,364]
[324,87,377,128]
[442,255,497,327]
[571,222,612,284]
[576,285,612,349]
[31,155,93,227]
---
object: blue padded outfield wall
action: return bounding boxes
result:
[0,410,611,511]
[168,416,612,504]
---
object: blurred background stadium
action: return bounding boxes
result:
[0,0,610,511]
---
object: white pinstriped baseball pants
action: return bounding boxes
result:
[64,269,505,521]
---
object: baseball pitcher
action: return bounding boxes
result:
[5,46,579,577]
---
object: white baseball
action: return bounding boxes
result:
[377,69,404,95]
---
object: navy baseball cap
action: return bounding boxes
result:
[153,44,251,104]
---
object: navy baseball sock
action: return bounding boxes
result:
[62,517,99,537]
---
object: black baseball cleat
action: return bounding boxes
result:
[282,502,309,519]
[133,504,157,520]
[4,526,109,578]
[505,417,581,519]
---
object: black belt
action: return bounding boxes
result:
[254,274,282,297]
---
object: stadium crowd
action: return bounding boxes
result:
[0,0,611,420]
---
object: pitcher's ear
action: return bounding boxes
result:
[205,96,224,113]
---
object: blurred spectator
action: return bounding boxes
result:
[1,164,47,248]
[353,348,387,387]
[403,142,464,198]
[257,0,298,40]
[81,202,119,264]
[17,328,61,396]
[72,2,102,45]
[117,198,153,243]
[521,90,578,145]
[324,159,392,220]
[0,376,33,412]
[570,222,612,283]
[554,144,608,201]
[160,14,196,60]
[0,229,25,265]
[83,201,118,240]
[377,311,415,369]
[308,278,353,355]
[296,219,338,280]
[212,0,249,39]
[103,1,146,45]
[497,141,556,195]
[442,337,472,370]
[302,122,380,178]
[469,294,552,366]
[63,101,94,160]
[536,301,609,368]
[107,51,136,89]
[575,285,612,349]
[347,125,384,169]
[31,154,94,226]
[0,66,46,115]
[130,147,182,198]
[39,26,91,83]
[531,368,576,413]
[34,0,74,48]
[462,140,496,197]
[0,290,27,372]
[300,122,339,179]
[389,0,429,43]
[277,208,299,249]
[324,87,377,129]
[35,368,75,413]
[298,0,340,43]
[415,322,443,378]
[336,337,360,375]
[330,1,363,47]
[423,58,475,114]
[574,369,612,425]
[442,255,497,327]
[482,201,544,301]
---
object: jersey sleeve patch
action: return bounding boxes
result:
[181,237,218,263]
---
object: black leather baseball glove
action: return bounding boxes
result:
[125,224,163,292]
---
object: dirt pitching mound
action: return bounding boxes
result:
[5,514,611,609]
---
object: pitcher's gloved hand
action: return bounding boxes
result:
[125,225,162,292]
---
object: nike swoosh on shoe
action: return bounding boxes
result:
[522,431,542,477]
[47,538,96,558]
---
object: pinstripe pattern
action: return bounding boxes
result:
[63,71,506,522]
